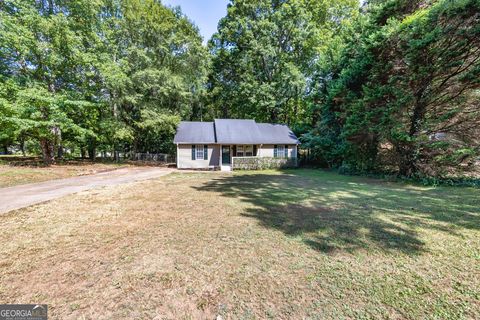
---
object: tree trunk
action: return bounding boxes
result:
[270,107,278,123]
[221,104,229,118]
[88,140,96,161]
[397,90,427,177]
[398,148,416,177]
[113,144,118,162]
[80,147,86,159]
[52,126,61,160]
[132,137,139,155]
[2,144,8,155]
[39,138,55,165]
[20,139,25,157]
[409,96,427,137]
[57,145,64,159]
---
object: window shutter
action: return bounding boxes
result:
[191,145,196,160]
[285,145,288,158]
[253,145,257,156]
[204,145,208,160]
[274,145,278,158]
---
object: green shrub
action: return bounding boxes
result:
[232,157,298,170]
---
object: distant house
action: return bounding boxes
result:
[173,119,300,170]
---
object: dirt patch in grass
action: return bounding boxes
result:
[0,162,129,188]
[0,170,478,319]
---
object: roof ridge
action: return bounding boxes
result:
[180,120,213,123]
[214,118,256,121]
[213,120,218,143]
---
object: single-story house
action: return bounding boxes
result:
[173,119,300,170]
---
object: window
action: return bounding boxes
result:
[196,145,204,160]
[277,145,285,158]
[245,145,253,156]
[237,145,244,157]
[235,145,254,157]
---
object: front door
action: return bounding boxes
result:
[222,146,231,165]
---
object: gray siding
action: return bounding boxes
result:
[258,144,297,158]
[177,144,220,169]
[176,144,297,169]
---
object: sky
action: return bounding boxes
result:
[162,0,230,43]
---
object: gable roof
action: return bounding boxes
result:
[173,121,216,144]
[214,119,262,144]
[174,119,300,145]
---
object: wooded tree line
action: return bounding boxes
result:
[0,0,208,163]
[301,0,480,178]
[1,0,479,178]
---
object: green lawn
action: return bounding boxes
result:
[194,169,480,318]
[0,169,478,319]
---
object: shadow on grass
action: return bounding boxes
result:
[193,170,480,255]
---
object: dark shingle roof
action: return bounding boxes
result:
[256,123,300,144]
[173,119,300,145]
[173,121,216,144]
[214,119,262,144]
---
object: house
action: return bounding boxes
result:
[173,119,300,170]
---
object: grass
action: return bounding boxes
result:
[0,169,478,319]
[0,162,128,188]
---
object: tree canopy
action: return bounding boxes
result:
[1,0,479,178]
[0,0,208,162]
[208,0,359,124]
[302,0,480,177]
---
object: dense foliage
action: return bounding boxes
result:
[1,0,479,178]
[0,0,208,163]
[208,0,358,124]
[302,0,480,177]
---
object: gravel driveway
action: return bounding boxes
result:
[0,167,173,214]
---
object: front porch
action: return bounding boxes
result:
[219,145,258,171]
[219,144,295,171]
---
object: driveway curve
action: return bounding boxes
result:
[0,167,173,214]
